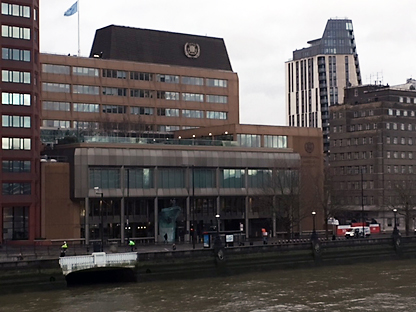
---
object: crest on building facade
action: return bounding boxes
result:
[184,42,200,59]
[304,142,314,153]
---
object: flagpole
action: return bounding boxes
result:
[77,0,80,56]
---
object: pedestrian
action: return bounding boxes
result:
[128,240,135,252]
[61,241,68,257]
[164,233,168,244]
[262,229,268,244]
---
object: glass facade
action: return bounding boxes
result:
[126,168,153,189]
[220,169,245,188]
[158,168,185,188]
[89,168,121,189]
[2,206,29,240]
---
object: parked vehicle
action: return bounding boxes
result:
[345,227,371,238]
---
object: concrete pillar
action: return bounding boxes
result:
[272,196,277,238]
[245,195,249,240]
[186,195,190,243]
[85,197,90,245]
[154,197,158,243]
[120,197,125,244]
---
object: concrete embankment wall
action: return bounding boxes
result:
[0,236,415,288]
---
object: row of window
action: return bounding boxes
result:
[332,137,374,147]
[90,168,298,190]
[2,25,30,40]
[388,109,416,117]
[2,115,31,128]
[2,70,30,84]
[2,183,31,195]
[333,164,415,175]
[2,92,31,106]
[386,137,414,145]
[386,151,413,160]
[2,160,31,173]
[42,83,228,103]
[2,138,31,150]
[332,151,373,161]
[333,122,416,134]
[42,64,228,88]
[2,47,30,62]
[1,3,31,18]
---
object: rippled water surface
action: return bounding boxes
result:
[3,259,416,311]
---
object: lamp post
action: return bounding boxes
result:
[311,211,317,240]
[192,165,195,249]
[393,208,398,235]
[94,187,104,252]
[361,168,365,238]
[216,214,220,236]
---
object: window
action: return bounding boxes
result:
[73,85,99,95]
[1,25,30,40]
[181,76,203,85]
[2,115,30,128]
[409,138,413,145]
[386,151,391,159]
[393,123,397,130]
[369,137,373,144]
[42,120,70,128]
[43,101,70,111]
[221,169,245,188]
[102,69,126,79]
[42,64,70,75]
[206,111,227,120]
[156,91,179,100]
[393,151,398,159]
[2,137,31,150]
[182,110,204,119]
[206,95,228,104]
[386,137,390,144]
[182,93,204,102]
[73,103,99,113]
[2,92,30,106]
[130,71,153,81]
[2,3,30,17]
[393,137,398,144]
[89,168,121,189]
[130,107,154,116]
[42,83,70,93]
[2,70,30,84]
[130,89,154,98]
[125,168,154,189]
[2,183,31,195]
[102,105,126,114]
[248,169,272,188]
[73,67,99,77]
[156,74,179,83]
[2,206,29,240]
[409,152,413,159]
[206,78,227,88]
[2,47,30,62]
[193,169,216,188]
[264,135,287,148]
[102,87,127,96]
[401,137,406,145]
[386,123,390,130]
[157,108,179,117]
[2,160,30,173]
[157,168,185,188]
[237,134,261,147]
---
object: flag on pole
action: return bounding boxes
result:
[64,1,78,17]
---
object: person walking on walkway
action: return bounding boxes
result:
[128,240,135,252]
[61,241,68,257]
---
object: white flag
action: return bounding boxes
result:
[64,1,78,17]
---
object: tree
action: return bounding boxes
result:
[386,175,416,236]
[309,163,346,239]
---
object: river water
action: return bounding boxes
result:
[2,259,416,311]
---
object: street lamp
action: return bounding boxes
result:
[311,211,317,240]
[94,187,104,252]
[393,208,398,235]
[216,214,220,236]
[192,165,195,249]
[361,168,365,238]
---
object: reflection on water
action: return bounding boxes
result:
[2,259,416,312]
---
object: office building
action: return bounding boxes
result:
[329,80,416,231]
[1,0,41,242]
[286,19,362,154]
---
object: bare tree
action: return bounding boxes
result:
[256,162,306,238]
[386,175,416,236]
[309,164,346,239]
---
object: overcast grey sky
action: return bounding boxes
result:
[40,0,416,126]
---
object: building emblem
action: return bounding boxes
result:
[304,142,314,153]
[184,42,200,59]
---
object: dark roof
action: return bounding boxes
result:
[89,25,233,71]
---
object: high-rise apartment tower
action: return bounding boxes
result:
[286,19,362,154]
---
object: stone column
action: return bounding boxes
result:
[154,197,158,243]
[85,198,90,245]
